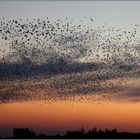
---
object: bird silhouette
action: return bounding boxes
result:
[0,17,140,103]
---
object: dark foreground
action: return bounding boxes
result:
[1,127,140,139]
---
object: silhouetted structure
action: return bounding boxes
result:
[13,128,36,139]
[1,127,140,139]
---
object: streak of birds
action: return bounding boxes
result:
[0,17,140,103]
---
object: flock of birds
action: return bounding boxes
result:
[0,17,140,103]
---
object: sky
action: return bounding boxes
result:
[0,0,140,137]
[0,1,140,28]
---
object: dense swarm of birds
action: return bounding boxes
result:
[0,17,140,103]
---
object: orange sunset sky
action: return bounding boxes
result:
[1,1,140,137]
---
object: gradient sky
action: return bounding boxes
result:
[1,100,140,137]
[0,1,140,28]
[0,0,140,137]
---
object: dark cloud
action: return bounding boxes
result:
[112,85,140,102]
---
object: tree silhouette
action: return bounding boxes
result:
[0,127,140,139]
[13,128,36,139]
